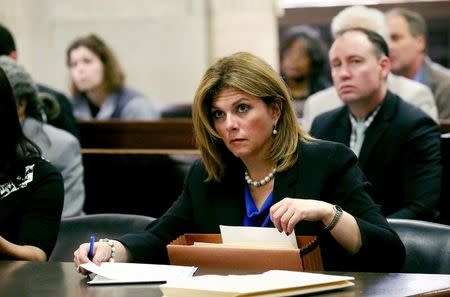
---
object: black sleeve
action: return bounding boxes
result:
[320,143,406,272]
[118,160,201,263]
[18,159,64,258]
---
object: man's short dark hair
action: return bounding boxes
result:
[0,24,16,56]
[334,27,389,58]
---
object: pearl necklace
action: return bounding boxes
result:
[244,168,276,187]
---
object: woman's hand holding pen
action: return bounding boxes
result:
[73,241,112,275]
[270,198,334,235]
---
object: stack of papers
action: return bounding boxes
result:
[219,225,298,249]
[160,270,354,297]
[80,262,197,285]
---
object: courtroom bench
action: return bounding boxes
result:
[77,120,198,217]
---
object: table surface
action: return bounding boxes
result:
[0,261,449,297]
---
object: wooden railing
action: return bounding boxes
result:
[77,119,196,150]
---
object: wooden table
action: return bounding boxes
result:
[0,261,449,297]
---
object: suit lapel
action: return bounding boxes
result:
[358,92,397,168]
[273,155,300,204]
[333,108,352,146]
[422,57,437,91]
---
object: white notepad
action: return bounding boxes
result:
[80,262,197,285]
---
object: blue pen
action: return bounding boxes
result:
[88,235,95,261]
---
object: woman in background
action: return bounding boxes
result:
[66,34,159,120]
[0,67,63,261]
[280,26,330,117]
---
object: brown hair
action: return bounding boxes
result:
[192,52,312,182]
[66,34,124,97]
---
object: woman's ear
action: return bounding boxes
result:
[271,98,282,124]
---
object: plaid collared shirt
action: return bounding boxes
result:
[349,105,381,156]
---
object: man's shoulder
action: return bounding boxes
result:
[387,74,433,98]
[312,105,345,126]
[302,86,342,131]
[386,74,438,121]
[387,93,437,131]
[425,58,450,86]
[306,86,340,106]
[394,93,430,118]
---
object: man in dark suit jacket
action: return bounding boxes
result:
[310,28,441,220]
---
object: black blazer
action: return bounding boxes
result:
[310,91,442,220]
[120,140,405,272]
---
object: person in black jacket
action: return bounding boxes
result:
[74,52,405,272]
[0,66,64,261]
[310,28,441,220]
[0,23,79,138]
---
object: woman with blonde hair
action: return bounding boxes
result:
[67,34,159,120]
[74,52,404,272]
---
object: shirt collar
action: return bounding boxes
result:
[413,65,426,84]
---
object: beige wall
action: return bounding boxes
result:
[0,0,281,104]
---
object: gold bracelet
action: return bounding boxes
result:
[99,238,115,262]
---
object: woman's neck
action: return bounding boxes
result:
[86,85,109,107]
[244,160,276,181]
[243,159,276,211]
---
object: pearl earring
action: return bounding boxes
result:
[272,126,278,135]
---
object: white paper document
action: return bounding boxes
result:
[219,225,298,249]
[80,262,197,285]
[160,270,355,297]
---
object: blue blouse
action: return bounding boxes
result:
[243,184,273,227]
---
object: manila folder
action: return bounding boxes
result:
[160,270,354,297]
